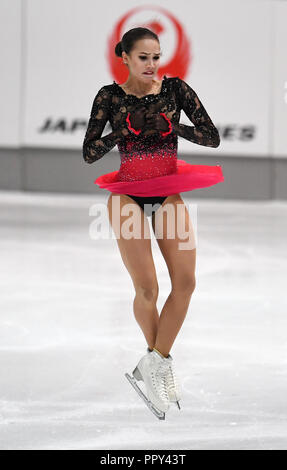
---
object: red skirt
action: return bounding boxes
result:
[94,159,224,197]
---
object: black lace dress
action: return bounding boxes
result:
[82,75,224,197]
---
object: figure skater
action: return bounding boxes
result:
[82,27,224,419]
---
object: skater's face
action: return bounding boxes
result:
[122,38,161,80]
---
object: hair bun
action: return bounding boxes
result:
[115,41,123,57]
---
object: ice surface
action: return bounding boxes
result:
[0,190,286,450]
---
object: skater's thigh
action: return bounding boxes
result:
[107,193,158,289]
[151,194,196,291]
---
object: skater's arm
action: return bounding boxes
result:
[82,87,136,164]
[172,78,220,148]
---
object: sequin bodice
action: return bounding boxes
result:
[82,76,220,181]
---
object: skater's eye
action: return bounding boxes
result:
[139,56,160,60]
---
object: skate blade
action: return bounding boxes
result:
[125,373,165,420]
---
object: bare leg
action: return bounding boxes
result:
[107,193,160,349]
[151,194,197,357]
[133,285,160,350]
[153,274,195,357]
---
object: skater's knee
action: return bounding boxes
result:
[171,274,196,296]
[134,280,159,302]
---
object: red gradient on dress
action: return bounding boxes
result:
[95,159,224,197]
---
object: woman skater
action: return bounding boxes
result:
[82,27,223,419]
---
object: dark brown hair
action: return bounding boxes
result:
[115,27,159,58]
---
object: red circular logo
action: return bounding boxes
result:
[107,5,191,83]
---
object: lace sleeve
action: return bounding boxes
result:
[82,87,130,164]
[173,78,220,148]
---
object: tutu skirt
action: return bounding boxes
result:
[94,159,224,197]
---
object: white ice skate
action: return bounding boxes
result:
[125,349,171,420]
[147,348,181,410]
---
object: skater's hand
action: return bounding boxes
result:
[144,113,170,133]
[128,106,147,131]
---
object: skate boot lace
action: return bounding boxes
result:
[164,363,179,395]
[151,359,169,401]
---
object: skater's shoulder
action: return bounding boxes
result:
[98,83,115,94]
[165,75,182,86]
[98,81,127,99]
[163,75,187,95]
